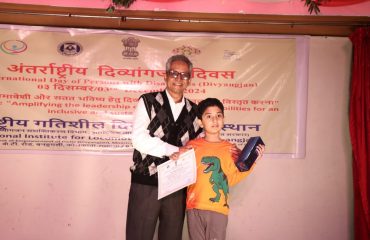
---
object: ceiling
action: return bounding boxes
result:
[0,2,369,36]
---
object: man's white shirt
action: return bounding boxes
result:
[131,90,185,158]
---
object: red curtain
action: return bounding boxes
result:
[321,0,368,6]
[349,26,370,240]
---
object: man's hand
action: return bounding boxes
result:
[169,146,192,160]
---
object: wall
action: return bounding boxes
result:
[228,36,353,240]
[0,36,353,240]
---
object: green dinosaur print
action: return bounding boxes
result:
[201,156,229,208]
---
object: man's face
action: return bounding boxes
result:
[164,60,191,98]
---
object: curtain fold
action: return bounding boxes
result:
[321,0,368,7]
[349,26,370,240]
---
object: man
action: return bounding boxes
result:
[126,54,202,240]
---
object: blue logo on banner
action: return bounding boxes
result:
[58,41,83,56]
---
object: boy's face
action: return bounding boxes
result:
[198,106,224,135]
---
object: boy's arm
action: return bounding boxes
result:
[227,144,264,186]
[227,162,254,187]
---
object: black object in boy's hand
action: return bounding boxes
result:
[236,136,265,172]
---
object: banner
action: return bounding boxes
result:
[0,24,308,157]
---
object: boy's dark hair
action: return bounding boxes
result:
[197,98,224,119]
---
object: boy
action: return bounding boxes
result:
[171,98,264,240]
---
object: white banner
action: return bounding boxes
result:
[0,24,308,157]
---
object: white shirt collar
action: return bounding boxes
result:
[165,89,185,105]
[165,90,185,121]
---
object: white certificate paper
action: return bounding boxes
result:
[157,149,197,200]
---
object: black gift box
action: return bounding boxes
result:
[236,136,265,172]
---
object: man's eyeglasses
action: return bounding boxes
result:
[167,70,191,81]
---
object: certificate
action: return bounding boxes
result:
[157,149,197,200]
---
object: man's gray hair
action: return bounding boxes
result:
[165,55,193,73]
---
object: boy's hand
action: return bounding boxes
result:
[255,144,265,162]
[230,144,241,162]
